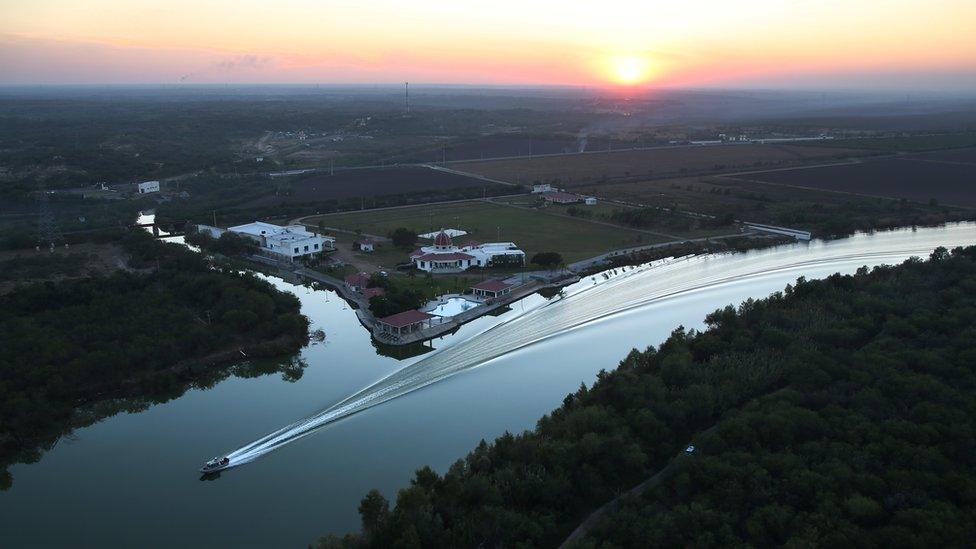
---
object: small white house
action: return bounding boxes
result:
[137,180,160,194]
[357,238,375,253]
[532,183,554,194]
[584,197,598,206]
[227,221,335,261]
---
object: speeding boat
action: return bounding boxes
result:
[199,456,231,473]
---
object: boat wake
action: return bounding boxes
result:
[215,224,974,470]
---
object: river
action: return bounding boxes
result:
[1,222,973,547]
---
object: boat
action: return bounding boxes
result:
[199,456,231,473]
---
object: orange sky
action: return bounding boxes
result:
[2,0,975,89]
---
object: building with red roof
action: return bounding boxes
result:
[344,271,370,291]
[376,310,434,337]
[361,287,386,299]
[471,279,514,299]
[411,229,524,274]
[356,238,375,253]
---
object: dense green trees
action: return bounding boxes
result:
[390,228,419,249]
[185,230,259,256]
[369,287,426,318]
[531,252,564,268]
[320,245,976,547]
[0,231,308,489]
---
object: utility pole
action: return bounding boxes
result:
[404,82,409,113]
[213,210,217,227]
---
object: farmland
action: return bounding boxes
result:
[575,172,972,238]
[387,134,631,164]
[806,132,976,152]
[305,199,672,264]
[914,146,976,165]
[450,144,872,186]
[284,166,499,202]
[732,153,976,207]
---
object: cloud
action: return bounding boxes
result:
[181,54,275,82]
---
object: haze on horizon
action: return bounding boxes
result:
[2,0,975,92]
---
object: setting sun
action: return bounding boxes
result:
[609,55,652,85]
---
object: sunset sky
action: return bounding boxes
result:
[2,0,975,90]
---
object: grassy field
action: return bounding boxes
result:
[306,200,668,264]
[450,144,871,187]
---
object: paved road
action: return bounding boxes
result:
[559,423,721,548]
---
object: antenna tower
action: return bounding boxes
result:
[36,187,64,251]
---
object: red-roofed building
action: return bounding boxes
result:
[408,247,425,259]
[410,229,524,273]
[357,238,375,253]
[541,191,582,204]
[344,271,370,291]
[361,287,386,299]
[471,279,514,299]
[376,310,434,336]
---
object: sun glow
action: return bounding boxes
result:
[608,54,652,85]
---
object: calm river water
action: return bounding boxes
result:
[1,223,973,547]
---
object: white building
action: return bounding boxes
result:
[357,238,375,253]
[541,191,581,204]
[137,180,160,194]
[410,230,524,273]
[226,221,335,261]
[584,197,598,206]
[531,183,554,193]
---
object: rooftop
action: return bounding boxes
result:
[361,287,386,299]
[377,309,434,328]
[541,191,581,202]
[344,271,370,287]
[471,279,513,292]
[415,251,475,262]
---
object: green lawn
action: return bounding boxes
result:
[306,200,663,263]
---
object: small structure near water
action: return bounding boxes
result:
[471,279,513,299]
[344,272,370,292]
[377,310,436,338]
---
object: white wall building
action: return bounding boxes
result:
[137,180,160,194]
[226,221,335,261]
[531,183,554,193]
[410,230,524,273]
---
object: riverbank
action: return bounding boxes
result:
[0,231,309,490]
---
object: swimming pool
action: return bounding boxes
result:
[426,296,480,317]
